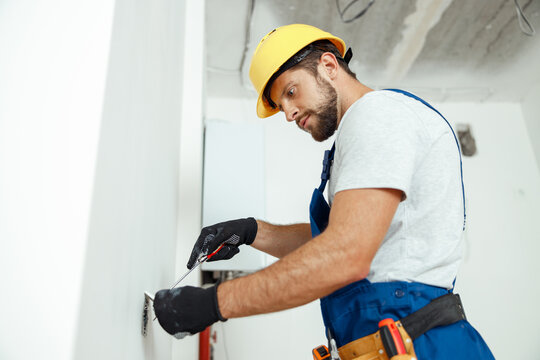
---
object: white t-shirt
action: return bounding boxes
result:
[328,90,464,289]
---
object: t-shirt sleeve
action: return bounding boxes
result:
[332,95,428,200]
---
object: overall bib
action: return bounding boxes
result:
[309,89,494,359]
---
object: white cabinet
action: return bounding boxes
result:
[201,120,268,271]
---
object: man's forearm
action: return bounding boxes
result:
[217,229,364,319]
[250,220,312,258]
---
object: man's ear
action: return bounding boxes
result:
[319,52,339,80]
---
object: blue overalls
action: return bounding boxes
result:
[309,89,494,359]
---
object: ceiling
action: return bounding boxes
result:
[205,0,540,102]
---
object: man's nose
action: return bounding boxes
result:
[283,104,299,123]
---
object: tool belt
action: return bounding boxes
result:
[314,293,467,360]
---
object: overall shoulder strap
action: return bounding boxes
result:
[385,88,466,231]
[318,143,335,192]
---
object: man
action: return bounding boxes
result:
[154,24,494,359]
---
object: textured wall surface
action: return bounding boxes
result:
[206,0,540,102]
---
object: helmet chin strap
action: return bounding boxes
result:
[343,48,353,65]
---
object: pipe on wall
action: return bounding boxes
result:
[199,326,211,360]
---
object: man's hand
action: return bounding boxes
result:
[187,218,258,269]
[153,284,226,339]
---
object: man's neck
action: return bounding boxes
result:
[337,80,373,126]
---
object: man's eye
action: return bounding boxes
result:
[287,88,294,96]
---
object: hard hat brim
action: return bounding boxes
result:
[256,91,279,118]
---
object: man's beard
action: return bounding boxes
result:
[301,76,338,142]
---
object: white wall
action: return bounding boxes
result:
[0,1,198,359]
[73,1,188,359]
[173,0,206,359]
[437,102,540,359]
[206,98,540,359]
[0,1,115,359]
[521,81,540,170]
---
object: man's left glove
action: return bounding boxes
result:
[187,217,258,269]
[153,284,226,339]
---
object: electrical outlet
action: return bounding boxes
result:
[142,294,150,337]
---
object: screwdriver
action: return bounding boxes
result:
[148,241,229,321]
[169,241,227,289]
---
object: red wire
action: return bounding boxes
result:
[206,243,225,260]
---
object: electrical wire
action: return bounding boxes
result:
[336,0,375,23]
[514,0,536,36]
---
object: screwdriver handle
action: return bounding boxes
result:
[206,243,226,260]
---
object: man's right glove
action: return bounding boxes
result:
[186,217,258,269]
[153,284,226,339]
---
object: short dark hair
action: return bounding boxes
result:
[263,40,356,109]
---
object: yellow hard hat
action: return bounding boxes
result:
[249,24,346,118]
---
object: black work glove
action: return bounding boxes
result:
[153,284,226,339]
[186,217,258,269]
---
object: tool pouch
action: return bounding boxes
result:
[337,321,417,360]
[315,293,466,360]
